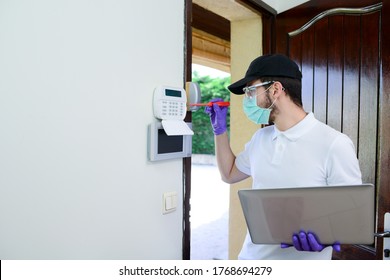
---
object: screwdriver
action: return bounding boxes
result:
[190,101,230,107]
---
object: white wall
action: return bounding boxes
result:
[0,0,185,259]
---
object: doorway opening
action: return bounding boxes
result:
[188,0,261,260]
[190,64,230,260]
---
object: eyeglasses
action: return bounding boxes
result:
[243,81,274,99]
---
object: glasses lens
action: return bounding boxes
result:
[244,88,256,98]
[243,81,274,98]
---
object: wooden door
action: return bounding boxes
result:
[271,0,390,259]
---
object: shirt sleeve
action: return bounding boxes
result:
[235,140,253,176]
[325,134,362,185]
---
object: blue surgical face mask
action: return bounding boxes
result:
[243,89,277,124]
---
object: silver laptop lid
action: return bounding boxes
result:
[238,184,375,245]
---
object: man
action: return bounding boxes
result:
[205,54,362,260]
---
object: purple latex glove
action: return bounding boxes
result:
[204,98,228,135]
[281,231,341,252]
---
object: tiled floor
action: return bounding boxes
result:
[190,157,230,260]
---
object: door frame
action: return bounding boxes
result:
[183,0,192,260]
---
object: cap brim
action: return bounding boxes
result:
[228,76,256,95]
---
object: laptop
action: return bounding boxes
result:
[238,184,375,245]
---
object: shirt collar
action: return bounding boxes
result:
[272,112,317,141]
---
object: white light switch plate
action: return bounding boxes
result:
[162,191,177,215]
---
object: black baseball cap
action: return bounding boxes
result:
[228,54,302,95]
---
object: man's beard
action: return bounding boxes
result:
[264,93,278,123]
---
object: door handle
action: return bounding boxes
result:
[374,231,390,238]
[381,213,390,260]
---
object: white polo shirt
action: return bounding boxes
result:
[235,112,362,260]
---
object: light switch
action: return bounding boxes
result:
[163,191,177,214]
[165,196,174,210]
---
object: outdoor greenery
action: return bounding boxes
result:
[191,71,231,155]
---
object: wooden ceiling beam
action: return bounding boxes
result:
[192,28,230,72]
[192,3,230,42]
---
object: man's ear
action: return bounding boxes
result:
[271,81,285,98]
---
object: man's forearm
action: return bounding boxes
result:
[214,132,247,184]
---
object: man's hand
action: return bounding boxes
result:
[204,98,228,135]
[281,231,341,252]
